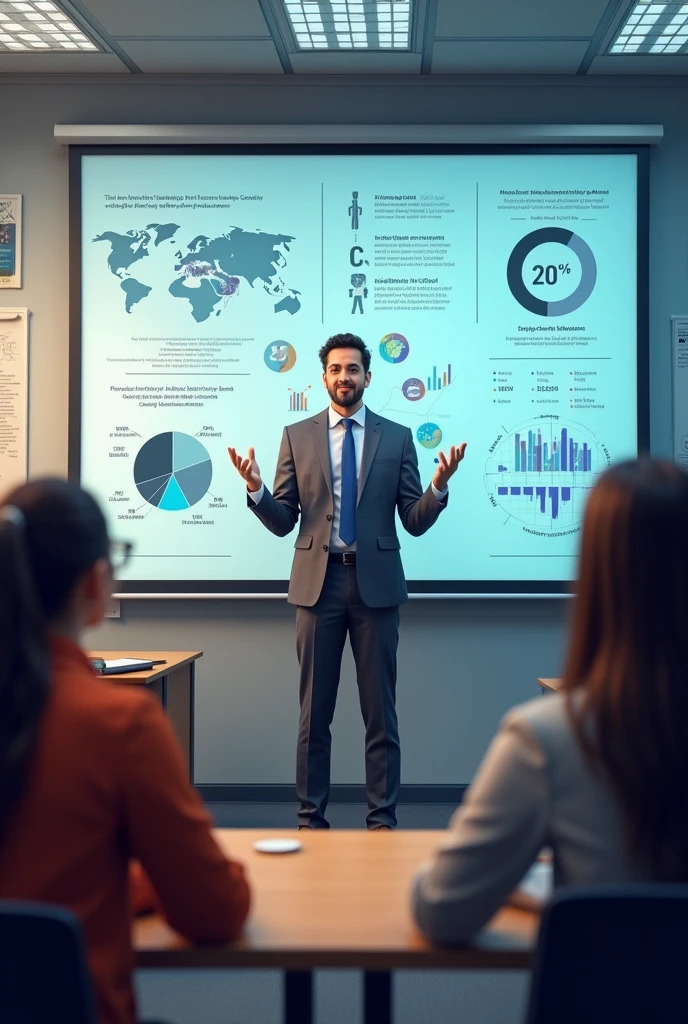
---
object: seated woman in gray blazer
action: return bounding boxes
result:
[413,458,688,944]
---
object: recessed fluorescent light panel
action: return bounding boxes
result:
[610,1,688,54]
[0,0,99,51]
[283,0,412,50]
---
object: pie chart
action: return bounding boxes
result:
[134,432,212,511]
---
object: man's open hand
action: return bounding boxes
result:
[432,443,468,492]
[228,446,263,493]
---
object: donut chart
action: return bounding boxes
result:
[134,432,212,511]
[506,227,597,317]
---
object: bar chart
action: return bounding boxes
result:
[288,385,311,412]
[495,483,575,521]
[485,417,605,530]
[426,364,452,392]
[508,425,593,475]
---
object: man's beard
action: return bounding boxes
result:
[327,381,365,407]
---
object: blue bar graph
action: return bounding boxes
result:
[427,364,452,391]
[491,421,598,527]
[516,484,575,520]
[513,426,592,475]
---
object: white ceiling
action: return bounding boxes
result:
[1,0,687,75]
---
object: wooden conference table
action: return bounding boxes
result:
[89,650,201,779]
[134,828,539,1024]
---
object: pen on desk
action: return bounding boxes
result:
[150,660,167,666]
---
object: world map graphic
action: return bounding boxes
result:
[93,222,301,323]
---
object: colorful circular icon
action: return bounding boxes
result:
[417,423,442,449]
[264,341,296,373]
[379,332,409,364]
[402,377,426,402]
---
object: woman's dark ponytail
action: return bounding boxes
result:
[0,480,110,833]
[0,506,51,831]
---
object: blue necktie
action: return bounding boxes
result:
[339,418,357,546]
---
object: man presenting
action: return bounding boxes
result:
[228,334,466,830]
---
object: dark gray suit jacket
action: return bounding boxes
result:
[249,407,447,607]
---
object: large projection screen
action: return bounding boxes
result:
[69,144,649,596]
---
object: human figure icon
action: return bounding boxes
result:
[0,339,17,362]
[349,191,362,231]
[349,273,367,314]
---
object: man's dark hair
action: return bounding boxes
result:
[319,333,371,373]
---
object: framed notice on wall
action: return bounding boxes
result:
[0,195,22,288]
[671,315,688,469]
[0,308,28,495]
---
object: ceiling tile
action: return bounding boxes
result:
[0,52,127,71]
[588,54,688,74]
[119,39,283,73]
[80,0,270,37]
[290,51,422,73]
[435,0,608,38]
[431,39,590,73]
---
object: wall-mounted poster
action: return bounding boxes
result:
[0,195,22,288]
[0,308,29,495]
[672,315,688,469]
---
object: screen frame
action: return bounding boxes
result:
[69,143,650,596]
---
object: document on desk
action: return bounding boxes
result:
[0,309,28,495]
[510,859,553,912]
[100,659,154,674]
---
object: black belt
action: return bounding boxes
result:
[328,551,357,565]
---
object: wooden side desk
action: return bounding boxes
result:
[134,828,538,1024]
[538,677,561,693]
[89,651,201,779]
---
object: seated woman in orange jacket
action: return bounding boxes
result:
[0,478,250,1024]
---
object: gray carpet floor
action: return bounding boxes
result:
[208,801,458,830]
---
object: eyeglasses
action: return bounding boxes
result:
[109,540,133,571]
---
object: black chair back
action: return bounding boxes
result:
[525,885,688,1024]
[0,901,98,1024]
